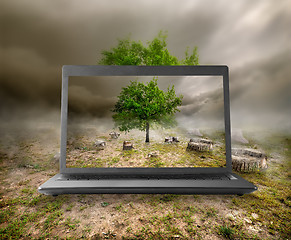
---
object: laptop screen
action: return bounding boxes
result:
[65,73,226,169]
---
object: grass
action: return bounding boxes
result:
[44,210,63,229]
[217,225,235,239]
[64,217,80,230]
[115,203,123,211]
[67,139,226,168]
[101,201,110,207]
[0,129,290,239]
[66,203,74,211]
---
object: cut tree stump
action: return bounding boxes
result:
[172,137,179,143]
[187,138,213,151]
[109,132,120,139]
[94,140,106,150]
[148,152,159,158]
[232,148,267,172]
[190,138,213,145]
[187,142,212,152]
[123,141,133,150]
[165,137,172,143]
[53,152,60,163]
[165,136,179,143]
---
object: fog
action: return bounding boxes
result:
[1,0,291,141]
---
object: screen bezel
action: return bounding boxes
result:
[60,65,231,174]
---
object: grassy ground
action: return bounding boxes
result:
[0,127,290,239]
[66,128,226,168]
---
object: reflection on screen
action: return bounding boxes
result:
[66,76,226,168]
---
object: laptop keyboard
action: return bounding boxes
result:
[57,174,236,181]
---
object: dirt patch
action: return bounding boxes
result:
[0,128,290,239]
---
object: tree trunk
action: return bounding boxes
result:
[145,122,150,143]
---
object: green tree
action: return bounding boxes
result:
[99,31,199,142]
[99,31,199,65]
[112,78,182,142]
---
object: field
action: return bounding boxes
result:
[66,126,226,169]
[0,125,290,239]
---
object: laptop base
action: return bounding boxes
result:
[38,173,257,196]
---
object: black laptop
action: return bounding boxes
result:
[38,65,257,196]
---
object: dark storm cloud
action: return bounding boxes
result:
[230,48,291,129]
[179,87,224,119]
[1,0,291,131]
[68,85,116,118]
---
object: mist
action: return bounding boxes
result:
[1,0,291,142]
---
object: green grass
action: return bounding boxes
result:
[107,156,120,166]
[230,136,291,239]
[217,225,234,239]
[205,207,218,218]
[44,210,63,229]
[0,131,290,239]
[101,202,110,207]
[79,205,87,211]
[115,203,123,211]
[64,217,80,230]
[144,156,164,168]
[0,191,68,239]
[66,203,74,211]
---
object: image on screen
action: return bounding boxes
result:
[66,75,226,168]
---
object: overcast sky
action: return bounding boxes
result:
[1,0,291,131]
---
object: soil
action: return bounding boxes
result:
[0,125,290,239]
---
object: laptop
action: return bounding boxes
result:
[38,65,257,196]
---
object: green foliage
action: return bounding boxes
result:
[99,36,145,65]
[144,31,179,65]
[99,31,199,142]
[99,31,199,66]
[183,46,199,65]
[112,78,183,141]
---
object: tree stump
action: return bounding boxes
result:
[165,136,179,143]
[188,138,213,151]
[53,152,60,163]
[187,142,212,152]
[172,137,179,143]
[232,148,267,172]
[190,138,213,145]
[109,132,120,139]
[94,140,106,150]
[123,141,133,150]
[165,137,172,143]
[148,151,159,158]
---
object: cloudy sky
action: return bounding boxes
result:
[1,0,291,132]
[68,76,224,130]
